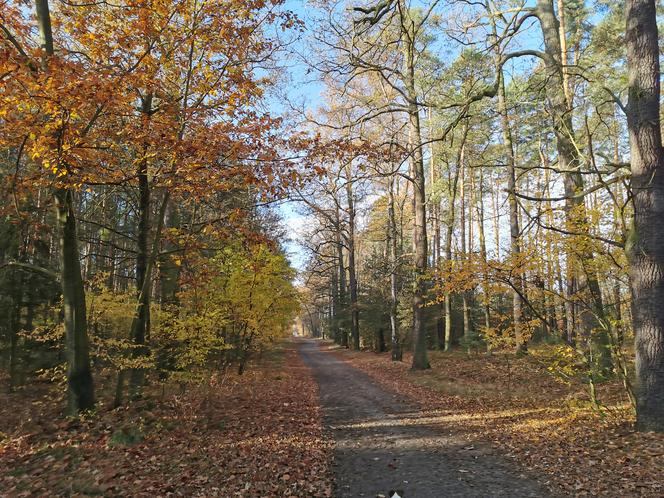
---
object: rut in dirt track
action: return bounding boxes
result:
[298,339,555,498]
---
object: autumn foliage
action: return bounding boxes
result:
[2,0,664,496]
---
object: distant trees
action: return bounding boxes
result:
[309,0,443,369]
[294,0,664,432]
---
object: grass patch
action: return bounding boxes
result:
[408,371,503,398]
[70,478,106,496]
[108,425,144,447]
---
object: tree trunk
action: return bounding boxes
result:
[55,189,95,413]
[388,177,402,361]
[492,34,525,352]
[459,135,472,343]
[129,94,153,395]
[159,203,180,305]
[330,252,340,344]
[336,206,348,348]
[35,0,95,413]
[401,6,429,370]
[444,124,466,351]
[8,294,20,392]
[345,164,360,350]
[375,328,386,353]
[120,193,170,404]
[429,111,445,350]
[625,0,664,432]
[476,166,491,341]
[537,0,612,372]
[409,108,429,370]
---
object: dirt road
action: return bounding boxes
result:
[298,339,554,498]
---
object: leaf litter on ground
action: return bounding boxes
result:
[0,341,333,497]
[326,343,664,497]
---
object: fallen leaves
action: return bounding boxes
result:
[0,342,333,497]
[329,344,664,498]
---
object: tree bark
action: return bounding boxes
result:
[118,192,170,404]
[388,176,402,361]
[443,124,466,351]
[8,292,21,392]
[408,105,429,370]
[335,206,348,348]
[35,0,95,413]
[129,94,153,395]
[345,164,360,350]
[625,0,664,432]
[159,202,180,305]
[476,166,491,341]
[459,133,472,343]
[401,3,429,370]
[330,248,340,344]
[55,189,95,413]
[429,111,445,350]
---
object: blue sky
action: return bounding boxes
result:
[271,0,549,273]
[273,1,324,273]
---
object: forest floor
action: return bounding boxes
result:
[0,342,332,497]
[321,340,664,497]
[299,339,552,498]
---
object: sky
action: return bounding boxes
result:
[273,1,324,273]
[270,0,548,274]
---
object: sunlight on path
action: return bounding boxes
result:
[299,340,556,498]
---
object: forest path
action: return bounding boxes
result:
[298,339,554,498]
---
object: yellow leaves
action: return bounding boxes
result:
[430,256,484,296]
[146,241,298,376]
[530,345,587,386]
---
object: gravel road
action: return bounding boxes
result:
[298,339,555,498]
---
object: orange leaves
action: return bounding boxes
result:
[2,0,303,202]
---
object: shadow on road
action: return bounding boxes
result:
[298,339,556,498]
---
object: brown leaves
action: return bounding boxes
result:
[0,342,333,497]
[330,345,664,497]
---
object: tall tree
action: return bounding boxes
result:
[624,0,664,432]
[35,0,95,413]
[351,0,433,369]
[488,6,525,353]
[535,0,612,372]
[344,161,360,350]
